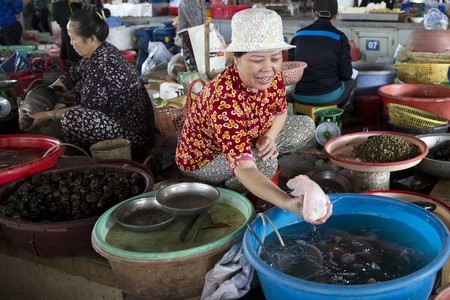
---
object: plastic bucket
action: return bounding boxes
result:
[120,50,137,63]
[364,190,450,286]
[90,139,132,162]
[152,27,176,48]
[352,62,396,97]
[92,188,255,299]
[355,94,382,121]
[243,194,450,300]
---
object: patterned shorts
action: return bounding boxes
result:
[180,115,315,193]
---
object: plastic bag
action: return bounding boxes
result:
[177,70,207,92]
[141,42,174,78]
[0,51,29,73]
[180,23,227,78]
[167,52,187,79]
[424,8,448,30]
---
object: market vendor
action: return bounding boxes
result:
[0,0,23,46]
[25,9,155,151]
[176,8,332,224]
[288,0,355,108]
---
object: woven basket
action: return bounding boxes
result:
[153,105,186,147]
[387,103,449,128]
[395,63,450,84]
[152,79,205,147]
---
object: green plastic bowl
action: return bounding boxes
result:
[92,188,255,299]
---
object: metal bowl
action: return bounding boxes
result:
[0,79,17,89]
[156,182,219,216]
[113,197,175,232]
[417,133,450,178]
[310,170,353,193]
[285,84,295,95]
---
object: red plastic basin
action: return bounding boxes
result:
[378,84,450,120]
[120,50,137,63]
[0,134,65,186]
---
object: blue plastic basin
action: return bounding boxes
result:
[243,194,450,300]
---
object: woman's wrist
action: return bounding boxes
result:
[282,193,303,217]
[52,107,61,122]
[263,135,276,143]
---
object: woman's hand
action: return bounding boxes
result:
[255,135,278,160]
[281,194,333,225]
[23,110,53,132]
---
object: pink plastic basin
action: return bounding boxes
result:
[378,84,450,120]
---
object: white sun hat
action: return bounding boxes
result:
[223,8,296,52]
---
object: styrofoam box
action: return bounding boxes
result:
[104,3,153,17]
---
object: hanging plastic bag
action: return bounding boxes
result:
[181,23,226,78]
[0,51,30,73]
[423,8,448,30]
[167,52,187,79]
[141,42,174,80]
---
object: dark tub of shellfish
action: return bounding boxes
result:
[0,163,154,257]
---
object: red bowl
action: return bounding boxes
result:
[323,131,429,173]
[0,134,65,186]
[378,84,450,121]
[47,47,60,56]
[120,50,137,63]
[406,29,450,53]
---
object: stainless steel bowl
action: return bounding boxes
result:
[417,133,450,178]
[113,197,175,232]
[310,170,353,193]
[0,79,17,89]
[156,182,219,216]
[285,84,295,95]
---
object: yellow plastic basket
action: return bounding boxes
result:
[395,63,450,84]
[387,103,449,128]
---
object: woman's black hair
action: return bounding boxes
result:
[233,52,247,58]
[69,8,111,42]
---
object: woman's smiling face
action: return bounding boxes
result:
[234,51,283,91]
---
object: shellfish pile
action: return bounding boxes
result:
[0,168,145,222]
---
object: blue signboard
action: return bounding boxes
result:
[366,40,380,51]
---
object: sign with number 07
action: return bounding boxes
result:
[366,40,380,51]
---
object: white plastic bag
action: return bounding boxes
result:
[180,24,227,77]
[141,42,174,78]
[424,8,448,30]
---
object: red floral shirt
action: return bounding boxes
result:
[176,64,287,172]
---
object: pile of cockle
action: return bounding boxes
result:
[428,140,450,161]
[0,168,145,222]
[353,134,421,163]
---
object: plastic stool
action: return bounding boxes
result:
[293,102,337,122]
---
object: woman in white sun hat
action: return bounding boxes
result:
[176,8,332,223]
